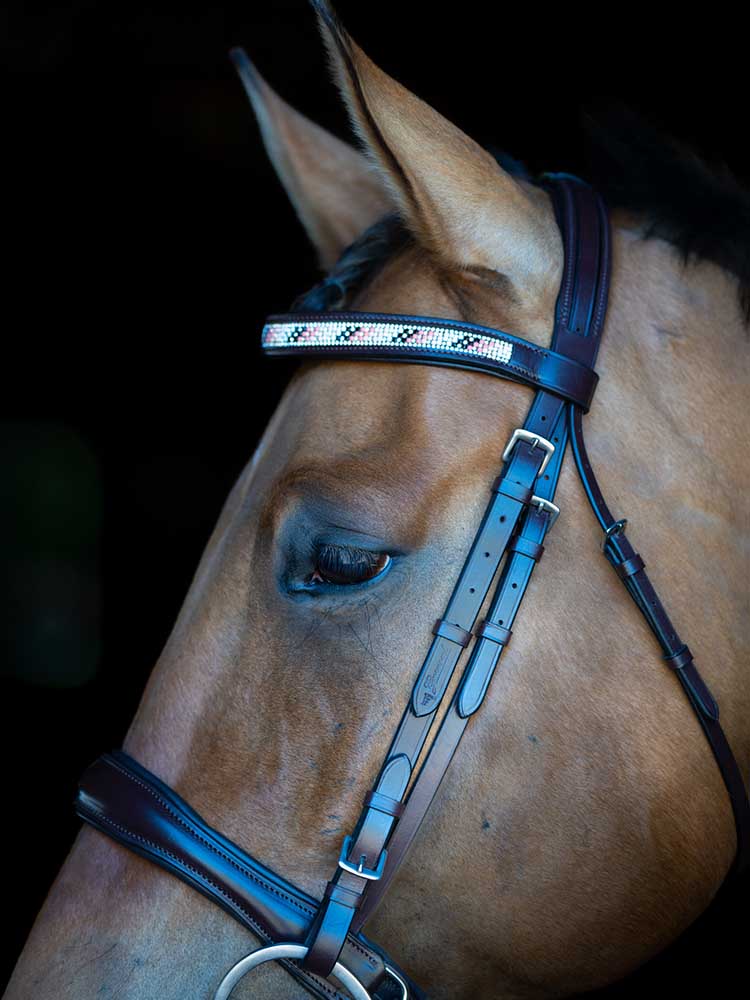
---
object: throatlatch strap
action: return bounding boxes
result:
[569,406,750,876]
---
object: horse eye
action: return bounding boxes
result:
[308,543,391,586]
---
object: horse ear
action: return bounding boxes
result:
[311,2,562,308]
[230,48,394,269]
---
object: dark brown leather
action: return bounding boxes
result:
[431,619,472,647]
[569,403,750,875]
[507,535,544,561]
[353,706,468,933]
[73,174,750,1000]
[665,645,694,671]
[364,790,405,818]
[491,476,535,504]
[303,177,612,976]
[264,311,600,410]
[355,408,571,930]
[74,753,417,1000]
[475,620,512,645]
[324,882,363,908]
[614,552,645,579]
[303,398,567,977]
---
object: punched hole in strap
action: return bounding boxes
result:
[433,619,472,647]
[475,620,512,646]
[665,645,694,672]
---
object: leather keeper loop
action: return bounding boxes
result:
[508,535,544,562]
[323,881,363,909]
[491,476,534,505]
[432,619,472,647]
[475,620,512,646]
[665,645,694,672]
[364,789,405,818]
[615,553,645,580]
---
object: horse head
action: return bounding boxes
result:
[8,3,749,998]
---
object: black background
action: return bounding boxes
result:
[2,1,748,994]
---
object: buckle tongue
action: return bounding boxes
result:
[502,428,555,477]
[337,835,387,881]
[530,495,560,528]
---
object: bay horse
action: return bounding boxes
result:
[7,2,749,997]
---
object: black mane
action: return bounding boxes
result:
[295,109,750,323]
[291,213,411,312]
[583,107,750,322]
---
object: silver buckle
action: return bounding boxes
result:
[338,835,387,880]
[502,428,555,478]
[214,942,371,1000]
[530,495,560,528]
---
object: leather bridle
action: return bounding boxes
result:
[75,176,750,1000]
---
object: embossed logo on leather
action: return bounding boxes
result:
[417,646,452,709]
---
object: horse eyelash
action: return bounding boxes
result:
[313,542,384,581]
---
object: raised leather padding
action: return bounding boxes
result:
[74,752,419,1000]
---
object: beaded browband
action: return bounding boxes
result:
[262,311,599,410]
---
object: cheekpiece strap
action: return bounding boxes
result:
[298,176,612,976]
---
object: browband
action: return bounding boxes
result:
[262,313,599,410]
